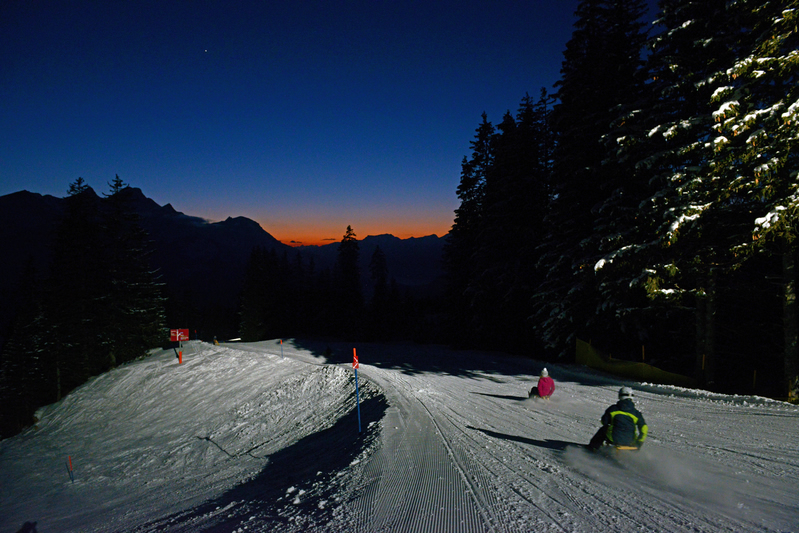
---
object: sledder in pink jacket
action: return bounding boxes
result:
[529,368,555,398]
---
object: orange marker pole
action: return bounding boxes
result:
[67,455,74,483]
[179,351,183,364]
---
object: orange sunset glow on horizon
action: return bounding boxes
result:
[266,219,454,248]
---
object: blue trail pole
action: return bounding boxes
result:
[355,368,362,433]
[353,347,361,433]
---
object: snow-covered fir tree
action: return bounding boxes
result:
[534,0,651,356]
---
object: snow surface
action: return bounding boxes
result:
[1,340,798,532]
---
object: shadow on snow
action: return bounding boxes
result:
[470,391,530,401]
[292,339,544,380]
[133,393,388,532]
[466,425,579,451]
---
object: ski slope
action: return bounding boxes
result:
[1,340,797,532]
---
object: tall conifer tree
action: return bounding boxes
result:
[335,226,363,339]
[368,245,390,340]
[468,92,554,351]
[0,260,46,437]
[103,179,166,366]
[536,0,650,355]
[703,0,799,394]
[43,181,107,397]
[444,115,495,346]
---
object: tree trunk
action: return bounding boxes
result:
[783,249,799,399]
[695,283,706,384]
[56,364,62,401]
[706,271,717,388]
[695,271,717,388]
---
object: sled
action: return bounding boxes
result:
[586,443,641,468]
[528,388,552,400]
[588,443,639,455]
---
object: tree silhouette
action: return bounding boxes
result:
[335,225,363,339]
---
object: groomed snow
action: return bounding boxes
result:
[1,340,797,532]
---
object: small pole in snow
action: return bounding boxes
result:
[67,455,74,483]
[280,339,283,358]
[353,348,361,433]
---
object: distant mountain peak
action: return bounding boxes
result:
[221,215,260,226]
[117,186,147,200]
[76,186,100,200]
[114,186,165,211]
[363,234,402,244]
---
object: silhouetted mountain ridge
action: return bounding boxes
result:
[1,188,446,341]
[297,233,445,291]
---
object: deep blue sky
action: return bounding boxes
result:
[1,1,658,245]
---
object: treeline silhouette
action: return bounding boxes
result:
[443,0,798,399]
[0,176,166,437]
[238,225,442,346]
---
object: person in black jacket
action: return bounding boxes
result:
[588,387,648,451]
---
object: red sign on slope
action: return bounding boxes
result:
[170,329,189,342]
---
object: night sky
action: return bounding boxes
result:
[1,1,658,246]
